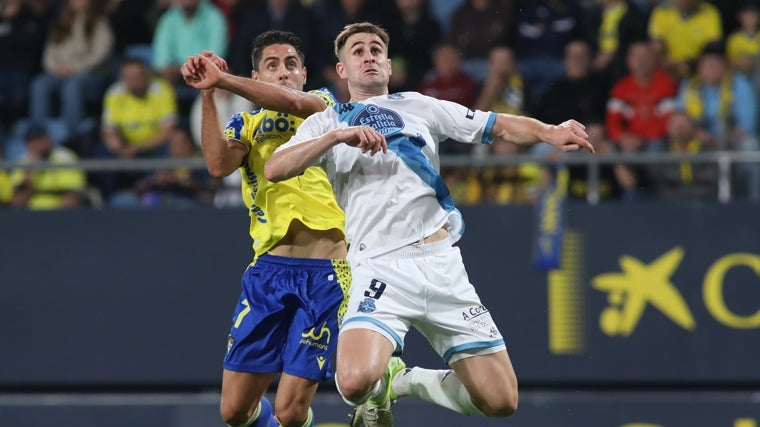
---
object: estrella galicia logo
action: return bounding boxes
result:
[352,104,405,135]
[358,297,377,313]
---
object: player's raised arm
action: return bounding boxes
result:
[265,126,387,182]
[200,90,247,177]
[181,53,328,118]
[490,114,595,153]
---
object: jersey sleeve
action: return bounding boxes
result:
[425,95,497,145]
[308,88,338,108]
[275,109,337,166]
[224,112,250,149]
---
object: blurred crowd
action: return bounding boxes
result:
[0,0,758,209]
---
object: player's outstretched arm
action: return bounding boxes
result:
[490,114,595,153]
[181,53,328,119]
[200,90,247,177]
[265,126,386,182]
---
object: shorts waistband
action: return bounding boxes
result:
[254,253,347,268]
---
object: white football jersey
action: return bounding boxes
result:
[277,91,496,261]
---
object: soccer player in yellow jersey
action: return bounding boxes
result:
[183,31,349,427]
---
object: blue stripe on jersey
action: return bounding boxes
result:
[481,112,497,144]
[389,134,454,211]
[333,101,455,212]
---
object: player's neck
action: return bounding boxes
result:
[349,86,388,102]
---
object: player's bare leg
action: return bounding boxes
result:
[274,373,319,427]
[221,370,278,426]
[391,350,518,417]
[336,329,396,426]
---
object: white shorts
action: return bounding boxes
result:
[341,238,506,365]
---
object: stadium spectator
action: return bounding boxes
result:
[136,125,213,208]
[97,57,178,204]
[533,40,608,140]
[442,166,483,205]
[646,112,718,201]
[676,43,760,201]
[428,0,466,32]
[312,0,385,101]
[606,40,678,153]
[10,122,87,209]
[474,46,526,116]
[384,0,443,92]
[447,0,515,82]
[0,151,11,207]
[105,0,155,56]
[726,1,760,77]
[151,0,227,105]
[228,0,312,77]
[586,0,647,82]
[647,0,723,78]
[418,43,476,110]
[513,0,585,101]
[480,140,544,204]
[0,0,48,126]
[29,0,113,137]
[419,42,477,155]
[564,120,631,202]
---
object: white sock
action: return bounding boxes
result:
[392,367,483,416]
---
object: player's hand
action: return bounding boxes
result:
[200,50,228,72]
[546,120,595,154]
[333,126,388,155]
[181,53,225,89]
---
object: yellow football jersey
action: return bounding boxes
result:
[224,89,345,259]
[648,1,722,63]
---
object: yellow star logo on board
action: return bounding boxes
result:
[592,247,696,336]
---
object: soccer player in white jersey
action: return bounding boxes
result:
[264,22,594,427]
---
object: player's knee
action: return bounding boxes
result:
[273,405,309,427]
[473,387,518,417]
[219,401,249,426]
[336,369,376,403]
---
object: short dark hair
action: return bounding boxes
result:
[251,30,306,71]
[334,22,390,60]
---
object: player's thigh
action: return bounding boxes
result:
[451,350,518,410]
[221,369,277,414]
[273,374,319,420]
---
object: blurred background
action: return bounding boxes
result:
[1,0,759,426]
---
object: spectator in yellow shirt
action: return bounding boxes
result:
[726,2,760,76]
[97,57,178,203]
[10,123,86,209]
[648,0,722,77]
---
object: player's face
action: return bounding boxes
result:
[253,44,307,91]
[336,33,392,93]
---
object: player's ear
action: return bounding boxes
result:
[251,70,259,81]
[387,58,392,76]
[336,62,347,79]
[301,66,308,85]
